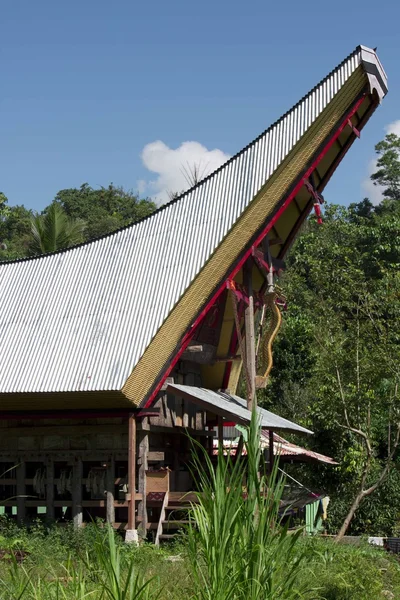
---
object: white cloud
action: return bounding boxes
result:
[361,120,400,205]
[139,140,231,204]
[362,158,381,205]
[136,179,147,195]
[386,120,400,136]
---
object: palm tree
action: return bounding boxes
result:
[28,203,85,256]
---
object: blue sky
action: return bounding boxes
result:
[1,0,399,211]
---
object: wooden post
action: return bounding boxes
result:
[127,414,136,531]
[206,424,214,456]
[218,416,224,450]
[235,434,244,463]
[16,460,26,524]
[269,430,275,475]
[244,261,256,410]
[137,426,148,537]
[46,457,55,523]
[173,435,180,490]
[72,457,83,528]
[106,455,115,525]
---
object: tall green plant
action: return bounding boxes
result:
[186,411,308,600]
[28,202,85,255]
[89,526,158,600]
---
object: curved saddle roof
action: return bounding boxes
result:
[0,45,387,406]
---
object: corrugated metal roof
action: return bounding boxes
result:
[167,383,313,433]
[212,431,337,465]
[260,431,338,464]
[0,46,387,395]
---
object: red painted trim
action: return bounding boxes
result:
[347,118,360,138]
[206,420,237,427]
[0,409,150,420]
[143,95,365,408]
[226,280,265,309]
[226,280,250,306]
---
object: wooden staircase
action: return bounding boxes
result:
[146,470,197,544]
[155,492,196,545]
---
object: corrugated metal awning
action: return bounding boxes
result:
[167,383,312,434]
[211,431,337,464]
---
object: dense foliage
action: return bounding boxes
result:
[0,184,156,259]
[0,520,398,599]
[261,133,400,536]
[54,183,157,240]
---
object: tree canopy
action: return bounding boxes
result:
[371,133,400,202]
[0,184,156,260]
[260,134,400,535]
[55,183,156,240]
[28,202,86,256]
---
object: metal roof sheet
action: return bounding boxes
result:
[167,383,313,434]
[213,428,339,466]
[0,46,387,395]
[212,430,337,464]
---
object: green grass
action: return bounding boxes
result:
[0,522,398,599]
[0,414,399,598]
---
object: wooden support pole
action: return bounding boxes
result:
[173,435,180,492]
[137,427,149,537]
[207,425,214,456]
[213,355,242,363]
[218,416,224,450]
[128,414,136,531]
[269,430,275,475]
[235,434,244,463]
[16,460,26,524]
[72,457,83,528]
[46,457,55,523]
[244,261,256,410]
[106,455,115,525]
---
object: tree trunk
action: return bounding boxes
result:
[335,491,364,541]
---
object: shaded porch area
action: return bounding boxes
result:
[139,383,315,543]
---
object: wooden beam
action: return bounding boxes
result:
[0,409,137,420]
[181,343,217,364]
[269,430,274,475]
[137,431,148,537]
[127,414,136,530]
[161,377,174,391]
[183,345,204,352]
[173,436,180,493]
[234,435,244,462]
[137,421,214,436]
[0,424,129,437]
[218,416,224,449]
[148,451,165,462]
[244,261,256,410]
[213,355,242,363]
[72,457,83,528]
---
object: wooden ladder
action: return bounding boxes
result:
[155,492,194,544]
[155,491,169,546]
